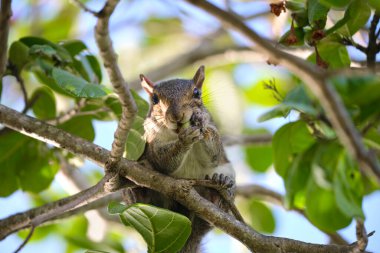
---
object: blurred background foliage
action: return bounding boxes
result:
[1,0,380,252]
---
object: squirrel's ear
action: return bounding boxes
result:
[193,65,205,89]
[140,74,155,96]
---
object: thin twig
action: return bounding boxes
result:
[0,0,12,77]
[184,0,380,184]
[341,38,367,54]
[72,0,99,16]
[13,226,35,253]
[353,219,368,252]
[222,134,272,146]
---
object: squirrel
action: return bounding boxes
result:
[124,66,235,253]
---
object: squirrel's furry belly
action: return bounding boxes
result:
[169,142,235,180]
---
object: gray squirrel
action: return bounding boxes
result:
[124,66,235,253]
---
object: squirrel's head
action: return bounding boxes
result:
[140,66,205,133]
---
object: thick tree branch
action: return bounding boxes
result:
[0,0,11,77]
[95,0,137,165]
[0,104,361,252]
[184,0,380,183]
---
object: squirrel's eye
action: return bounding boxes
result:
[193,88,201,99]
[152,94,159,105]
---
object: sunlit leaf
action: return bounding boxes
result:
[52,67,107,98]
[108,201,128,214]
[308,42,350,69]
[120,204,191,253]
[31,87,56,119]
[9,41,29,70]
[248,199,276,233]
[305,174,351,232]
[273,121,315,177]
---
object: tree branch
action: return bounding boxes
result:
[0,0,12,77]
[95,0,137,165]
[236,185,349,246]
[184,0,380,183]
[222,134,272,146]
[367,13,379,71]
[0,104,361,252]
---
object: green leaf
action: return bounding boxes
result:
[19,36,72,63]
[332,75,380,107]
[318,0,352,8]
[248,199,276,233]
[279,28,305,46]
[60,40,88,56]
[334,152,364,218]
[338,0,371,36]
[286,1,306,11]
[59,116,95,141]
[108,201,128,214]
[305,172,351,232]
[9,41,30,70]
[308,42,350,69]
[369,0,380,10]
[52,67,107,98]
[29,44,59,59]
[258,106,290,122]
[0,132,59,196]
[245,144,273,173]
[125,90,149,161]
[308,0,330,28]
[284,146,315,209]
[31,87,56,119]
[273,121,315,177]
[121,204,191,253]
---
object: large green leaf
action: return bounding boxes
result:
[31,87,56,119]
[334,152,364,218]
[305,173,351,232]
[248,199,276,233]
[52,68,107,98]
[338,0,371,36]
[0,132,59,196]
[284,146,315,209]
[113,203,191,253]
[59,116,95,141]
[272,121,315,177]
[245,144,273,173]
[308,42,350,69]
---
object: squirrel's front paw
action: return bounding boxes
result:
[205,173,235,188]
[190,109,208,130]
[179,126,203,145]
